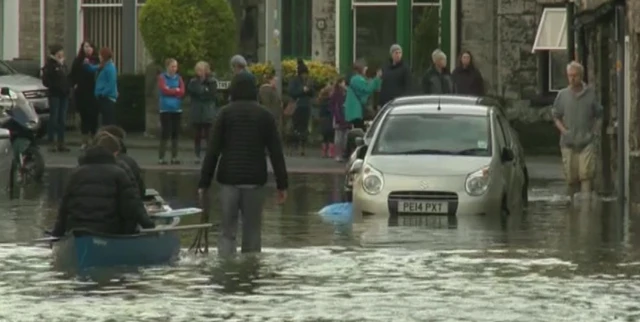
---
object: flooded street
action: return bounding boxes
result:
[1,169,640,321]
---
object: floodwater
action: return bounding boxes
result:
[1,170,640,322]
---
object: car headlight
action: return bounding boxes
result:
[465,166,490,196]
[362,164,384,195]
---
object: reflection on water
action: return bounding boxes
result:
[1,169,640,321]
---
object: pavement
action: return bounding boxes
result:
[43,132,564,179]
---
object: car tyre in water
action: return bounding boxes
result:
[500,195,509,228]
[21,146,45,183]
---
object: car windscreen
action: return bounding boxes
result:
[371,113,492,156]
[0,61,17,77]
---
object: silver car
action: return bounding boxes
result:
[348,95,528,226]
[0,61,49,133]
[0,128,13,191]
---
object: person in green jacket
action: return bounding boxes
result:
[344,61,382,130]
[187,61,218,163]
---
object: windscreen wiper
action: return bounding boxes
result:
[396,149,453,155]
[456,148,490,156]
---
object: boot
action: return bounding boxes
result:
[158,140,167,164]
[48,141,57,152]
[321,143,327,158]
[57,141,70,152]
[170,139,180,164]
[328,143,335,158]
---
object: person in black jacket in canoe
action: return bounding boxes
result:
[379,44,412,109]
[52,134,154,237]
[197,71,288,257]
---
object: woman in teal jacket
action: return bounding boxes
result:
[344,61,382,130]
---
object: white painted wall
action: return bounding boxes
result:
[1,0,20,60]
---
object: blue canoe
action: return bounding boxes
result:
[51,189,207,273]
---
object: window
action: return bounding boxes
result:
[411,4,439,78]
[354,6,397,63]
[532,7,568,93]
[0,61,17,77]
[372,113,491,156]
[282,0,312,59]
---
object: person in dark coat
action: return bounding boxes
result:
[95,125,145,198]
[379,44,412,108]
[52,134,154,237]
[187,61,218,163]
[287,58,314,156]
[69,40,100,149]
[42,44,72,152]
[317,83,334,158]
[452,50,485,96]
[422,49,455,95]
[197,71,288,257]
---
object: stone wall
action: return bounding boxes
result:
[18,0,41,60]
[461,0,563,100]
[311,0,336,64]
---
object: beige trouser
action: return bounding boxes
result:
[560,143,596,194]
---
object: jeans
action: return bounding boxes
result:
[159,112,181,159]
[98,96,116,126]
[47,96,69,143]
[76,89,98,135]
[218,185,265,257]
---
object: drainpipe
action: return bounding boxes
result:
[615,4,626,209]
[566,0,575,62]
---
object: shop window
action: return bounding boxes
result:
[354,6,397,65]
[548,50,568,91]
[411,4,439,77]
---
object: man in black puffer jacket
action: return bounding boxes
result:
[52,134,154,237]
[198,70,288,257]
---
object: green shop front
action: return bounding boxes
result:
[336,0,457,76]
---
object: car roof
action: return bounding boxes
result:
[385,95,501,117]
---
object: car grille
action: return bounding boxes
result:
[387,191,459,216]
[23,90,48,99]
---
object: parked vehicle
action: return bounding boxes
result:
[0,128,13,191]
[345,95,529,227]
[0,60,49,138]
[0,87,45,184]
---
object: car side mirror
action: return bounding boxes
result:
[0,128,10,139]
[355,137,364,147]
[0,87,9,96]
[501,147,514,162]
[349,159,364,174]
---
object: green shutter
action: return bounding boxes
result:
[440,0,451,62]
[397,0,411,63]
[338,0,353,74]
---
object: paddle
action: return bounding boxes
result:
[140,223,212,233]
[149,207,202,218]
[32,236,60,243]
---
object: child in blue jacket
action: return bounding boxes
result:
[157,58,186,164]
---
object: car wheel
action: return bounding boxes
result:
[521,166,529,207]
[500,195,509,228]
[22,146,45,183]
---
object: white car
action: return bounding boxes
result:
[348,95,528,227]
[0,128,12,191]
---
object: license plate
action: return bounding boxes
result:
[398,215,446,227]
[397,201,448,214]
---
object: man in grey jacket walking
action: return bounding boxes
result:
[552,61,602,198]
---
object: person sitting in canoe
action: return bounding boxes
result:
[51,133,155,237]
[95,125,145,198]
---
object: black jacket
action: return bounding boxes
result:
[421,66,455,95]
[452,66,485,96]
[118,141,145,198]
[42,56,71,98]
[69,53,99,94]
[53,146,154,236]
[379,60,411,106]
[197,101,288,190]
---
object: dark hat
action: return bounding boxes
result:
[49,44,64,56]
[297,58,309,75]
[229,70,258,101]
